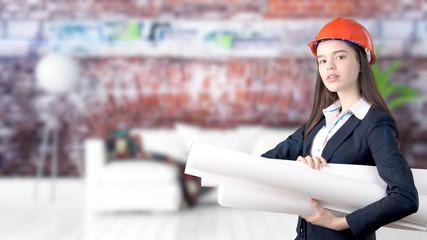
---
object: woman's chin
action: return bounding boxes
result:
[324,86,338,93]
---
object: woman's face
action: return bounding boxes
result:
[316,40,360,96]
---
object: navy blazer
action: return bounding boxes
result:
[261,107,419,240]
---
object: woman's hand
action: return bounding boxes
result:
[301,198,349,231]
[297,155,327,170]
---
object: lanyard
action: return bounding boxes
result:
[327,109,352,136]
[318,107,352,153]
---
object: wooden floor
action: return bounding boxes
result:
[0,178,426,240]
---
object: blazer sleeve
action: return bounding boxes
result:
[261,124,306,160]
[346,113,419,239]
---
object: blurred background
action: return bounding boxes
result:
[0,0,427,239]
[0,0,426,178]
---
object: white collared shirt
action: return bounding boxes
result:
[310,98,371,157]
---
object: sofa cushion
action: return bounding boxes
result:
[251,127,298,156]
[130,128,187,163]
[175,123,251,154]
[98,160,179,184]
[235,125,265,152]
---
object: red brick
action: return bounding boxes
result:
[268,4,299,13]
[203,77,211,88]
[328,3,352,14]
[299,4,325,13]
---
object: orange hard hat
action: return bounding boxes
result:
[308,18,377,64]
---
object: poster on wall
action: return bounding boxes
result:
[2,19,418,58]
[184,20,284,57]
[42,20,292,58]
[97,21,148,56]
[44,21,102,56]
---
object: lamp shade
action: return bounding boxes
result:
[35,53,80,94]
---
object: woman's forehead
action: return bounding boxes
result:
[316,40,355,56]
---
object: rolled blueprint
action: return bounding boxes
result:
[185,141,427,231]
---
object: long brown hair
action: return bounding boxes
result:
[304,41,396,141]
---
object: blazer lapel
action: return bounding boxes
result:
[303,118,325,155]
[322,115,361,161]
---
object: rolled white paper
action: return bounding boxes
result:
[185,141,427,231]
[201,177,220,187]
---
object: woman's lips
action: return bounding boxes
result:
[326,74,339,82]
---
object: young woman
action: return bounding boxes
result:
[261,18,418,240]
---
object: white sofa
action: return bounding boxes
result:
[84,123,297,213]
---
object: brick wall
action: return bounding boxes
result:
[81,58,314,130]
[0,0,426,176]
[265,0,422,18]
[1,0,424,19]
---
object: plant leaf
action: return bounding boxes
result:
[390,84,418,96]
[382,59,402,85]
[388,95,421,111]
[372,64,386,97]
[383,84,418,100]
[372,48,419,112]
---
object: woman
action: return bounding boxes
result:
[261,18,418,240]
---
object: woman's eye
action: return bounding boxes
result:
[337,55,345,60]
[318,59,326,64]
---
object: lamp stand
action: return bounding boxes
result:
[34,101,60,203]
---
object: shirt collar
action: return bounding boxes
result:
[323,98,371,120]
[351,98,371,120]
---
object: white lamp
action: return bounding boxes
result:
[34,53,80,202]
[35,53,80,95]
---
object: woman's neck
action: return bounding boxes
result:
[337,92,361,112]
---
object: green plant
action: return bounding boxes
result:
[372,58,420,111]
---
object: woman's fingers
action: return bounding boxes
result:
[309,198,322,210]
[297,156,307,164]
[313,156,328,169]
[297,156,327,170]
[312,156,322,170]
[305,155,314,169]
[319,156,328,167]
